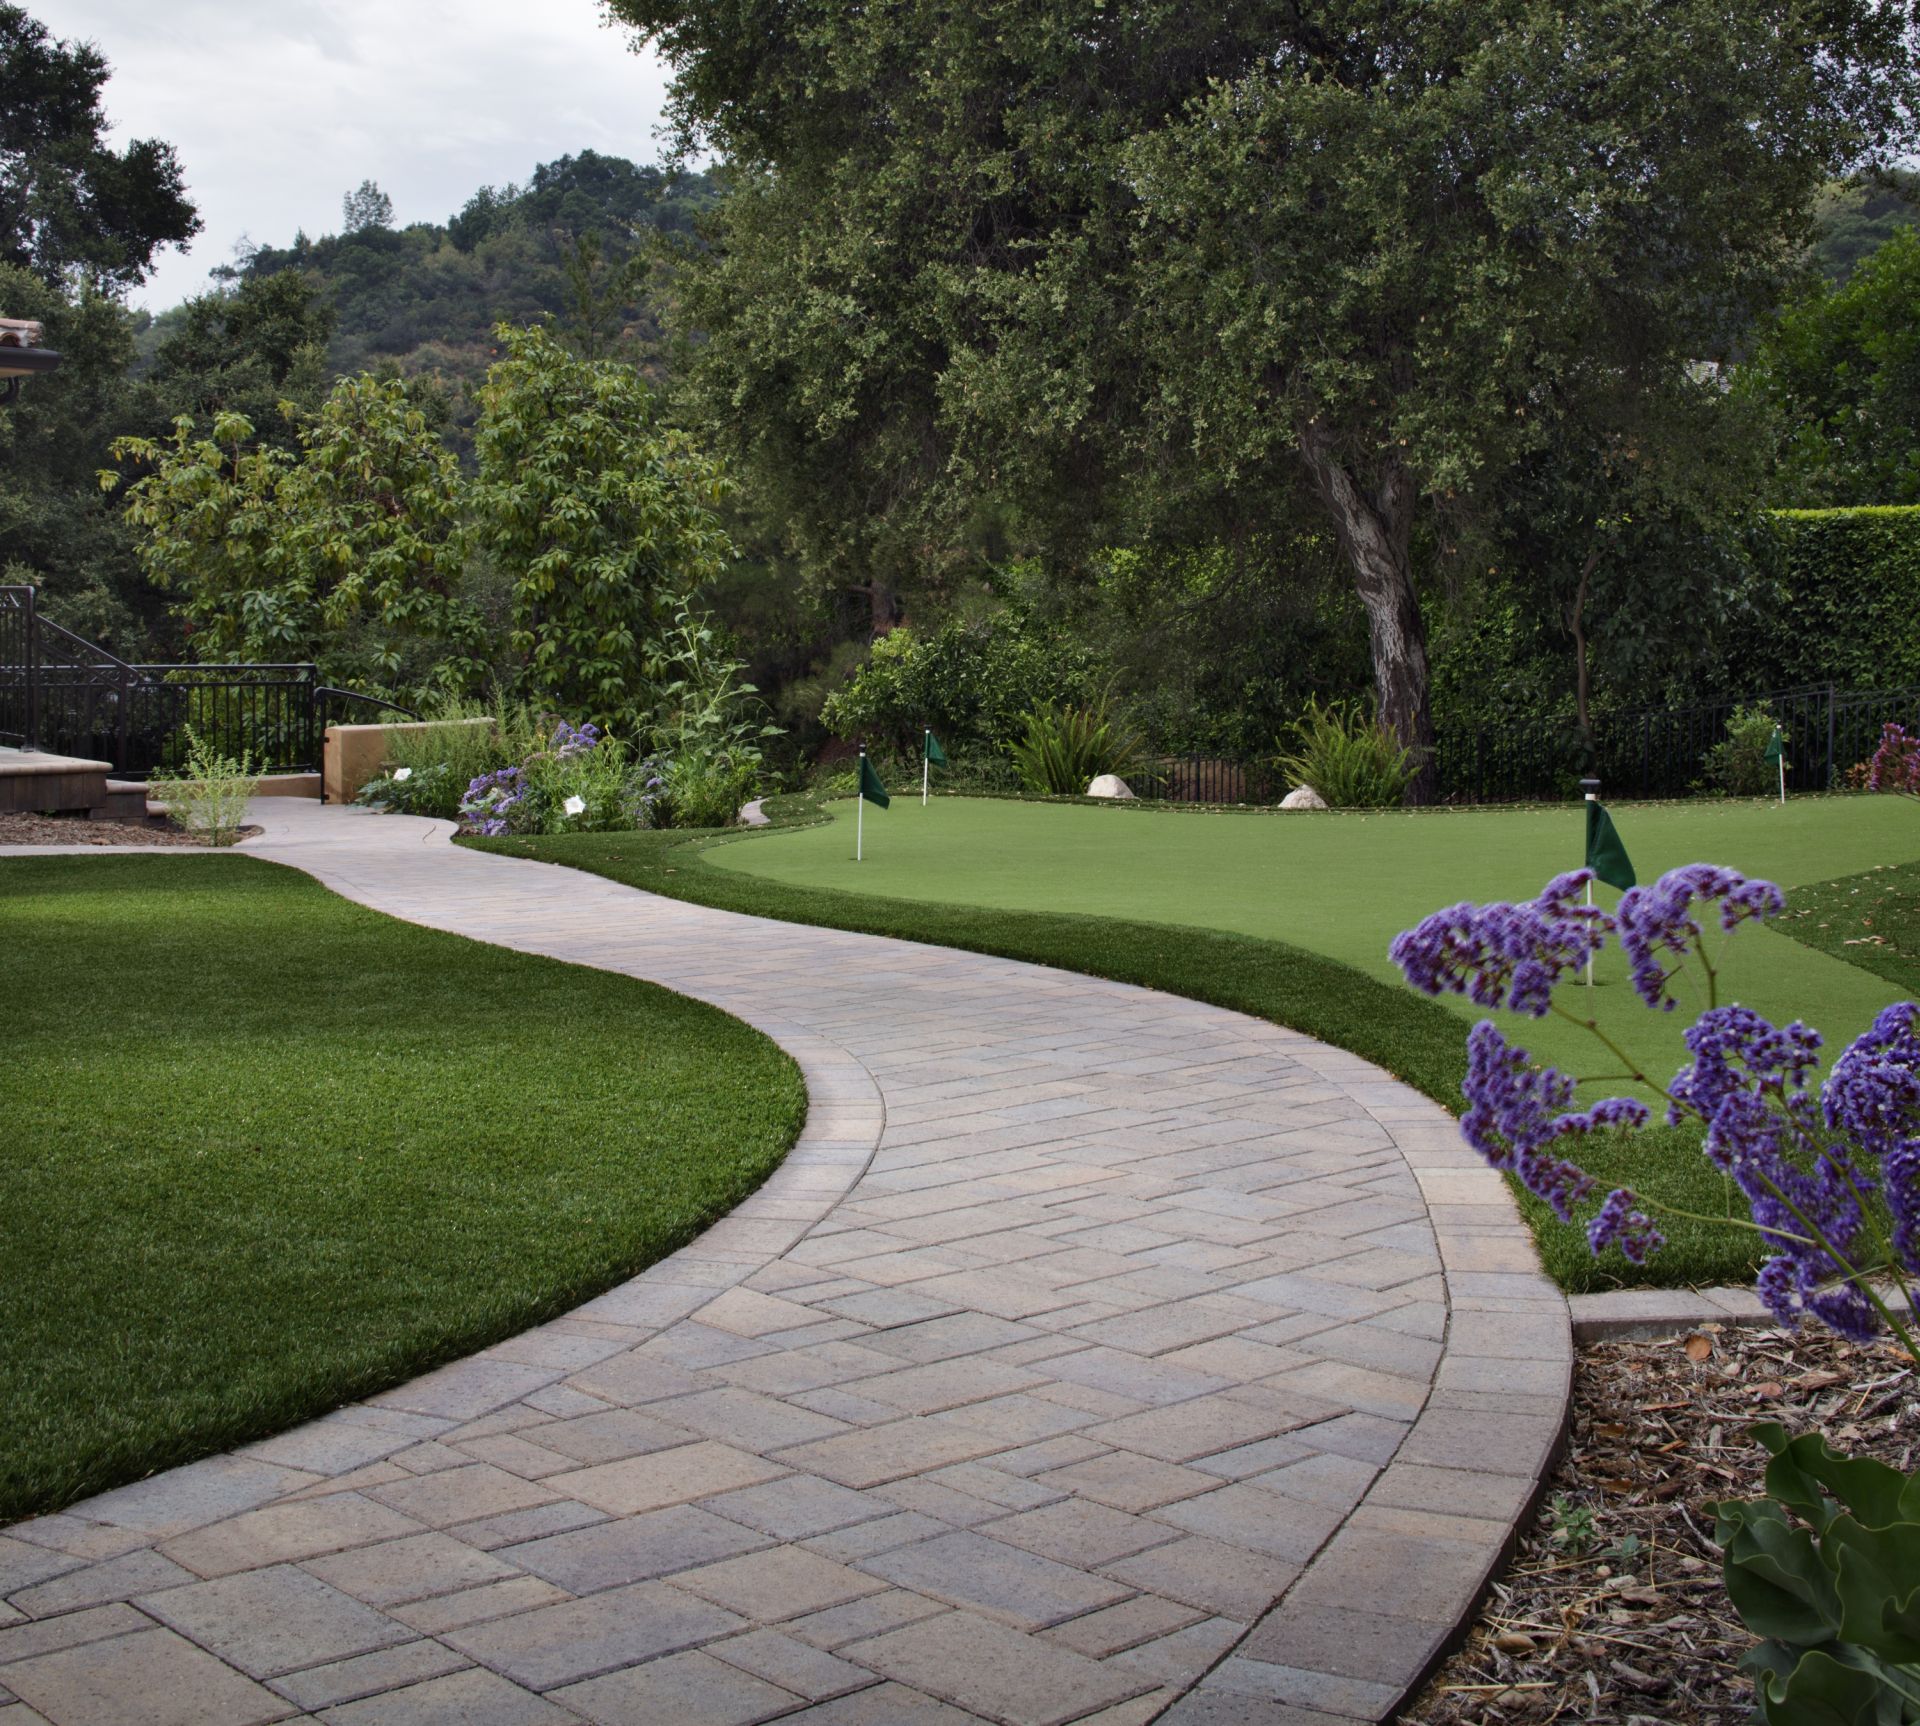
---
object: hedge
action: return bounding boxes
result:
[1740,506,1920,691]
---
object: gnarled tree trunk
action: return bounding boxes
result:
[1298,428,1437,804]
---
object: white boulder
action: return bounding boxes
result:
[1086,773,1135,800]
[1280,785,1329,811]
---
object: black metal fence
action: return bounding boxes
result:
[1435,683,1920,804]
[1130,754,1283,805]
[0,585,414,778]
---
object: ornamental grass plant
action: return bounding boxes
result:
[1007,694,1145,794]
[1277,698,1419,807]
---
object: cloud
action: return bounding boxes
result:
[29,0,679,308]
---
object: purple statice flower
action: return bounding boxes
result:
[1867,722,1920,795]
[550,721,602,760]
[1389,870,1610,1019]
[1586,1189,1665,1263]
[460,764,527,836]
[1615,865,1785,1010]
[1825,1002,1920,1275]
[1460,1021,1648,1221]
[1669,1005,1823,1137]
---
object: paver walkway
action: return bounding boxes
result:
[0,804,1570,1726]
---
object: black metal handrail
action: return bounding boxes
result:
[1,585,418,779]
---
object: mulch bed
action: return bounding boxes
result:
[0,812,256,847]
[1399,1322,1917,1725]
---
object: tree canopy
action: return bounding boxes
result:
[614,0,1920,797]
[0,3,198,287]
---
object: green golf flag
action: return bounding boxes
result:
[1585,801,1636,891]
[925,731,948,766]
[1764,726,1785,764]
[859,754,891,809]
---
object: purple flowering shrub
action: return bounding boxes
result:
[1392,867,1919,1357]
[1867,722,1920,797]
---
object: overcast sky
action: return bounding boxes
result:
[30,0,680,310]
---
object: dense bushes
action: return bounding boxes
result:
[1735,508,1920,692]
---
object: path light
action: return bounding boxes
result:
[0,318,61,407]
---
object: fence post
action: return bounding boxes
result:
[22,586,39,751]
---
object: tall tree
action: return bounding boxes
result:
[0,3,198,287]
[614,0,1919,798]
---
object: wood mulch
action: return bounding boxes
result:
[1398,1323,1917,1725]
[0,812,237,846]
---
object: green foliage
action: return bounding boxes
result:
[1711,1423,1920,1724]
[1007,696,1144,796]
[1744,228,1920,506]
[1708,705,1784,797]
[654,752,759,828]
[1739,509,1920,691]
[143,270,337,438]
[109,374,483,698]
[0,4,198,289]
[615,0,1919,793]
[215,152,717,395]
[0,262,162,651]
[466,324,735,727]
[1278,700,1418,809]
[147,727,256,846]
[355,762,460,819]
[1811,170,1920,286]
[820,609,1100,756]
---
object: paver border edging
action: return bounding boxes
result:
[1166,1036,1573,1723]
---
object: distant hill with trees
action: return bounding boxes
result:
[140,151,720,394]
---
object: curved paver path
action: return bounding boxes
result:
[0,804,1570,1726]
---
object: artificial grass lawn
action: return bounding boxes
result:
[1775,856,1920,997]
[476,792,1920,1296]
[0,854,804,1521]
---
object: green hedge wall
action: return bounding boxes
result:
[1741,506,1920,691]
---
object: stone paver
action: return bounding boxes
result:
[2,802,1573,1722]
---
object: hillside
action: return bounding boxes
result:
[142,151,719,391]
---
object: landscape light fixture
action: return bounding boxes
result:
[0,318,62,406]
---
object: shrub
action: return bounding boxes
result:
[1868,721,1920,796]
[149,728,256,846]
[822,610,1102,757]
[1711,1424,1920,1726]
[1707,704,1782,796]
[1007,697,1145,795]
[1278,699,1418,808]
[355,763,459,819]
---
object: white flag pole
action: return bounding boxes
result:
[1582,779,1599,994]
[1778,742,1787,806]
[857,748,865,863]
[922,729,930,807]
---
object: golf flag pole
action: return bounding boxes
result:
[1581,776,1638,991]
[856,745,890,861]
[1766,724,1786,805]
[923,730,930,806]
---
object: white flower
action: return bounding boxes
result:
[392,766,413,782]
[563,795,587,817]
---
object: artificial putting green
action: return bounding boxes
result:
[711,793,1920,1104]
[0,854,804,1521]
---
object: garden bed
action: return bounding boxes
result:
[0,811,224,846]
[1399,1323,1918,1725]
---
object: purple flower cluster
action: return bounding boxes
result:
[459,764,526,836]
[1825,1002,1920,1277]
[1389,870,1608,1018]
[1394,862,1920,1351]
[1866,722,1920,795]
[551,721,602,759]
[1614,865,1785,1010]
[1461,1021,1647,1220]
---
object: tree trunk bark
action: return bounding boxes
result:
[1298,428,1436,803]
[1568,547,1601,753]
[858,579,903,639]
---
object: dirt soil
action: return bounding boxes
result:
[1398,1323,1917,1725]
[0,812,255,846]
